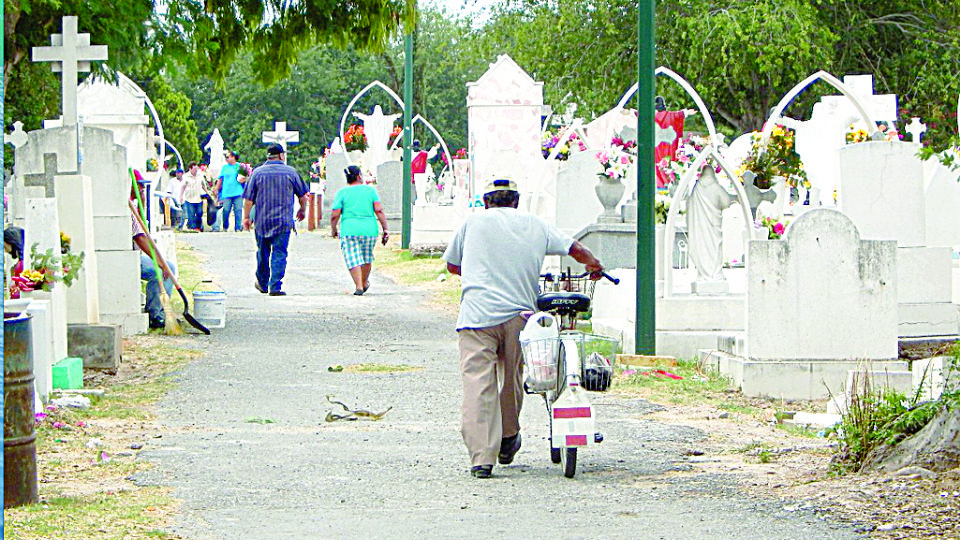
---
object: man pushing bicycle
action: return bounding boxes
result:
[443,175,604,479]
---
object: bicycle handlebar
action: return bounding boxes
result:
[541,271,620,285]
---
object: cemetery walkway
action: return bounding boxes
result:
[136,231,861,540]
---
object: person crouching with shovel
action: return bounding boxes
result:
[130,171,179,333]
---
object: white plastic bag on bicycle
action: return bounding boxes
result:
[519,312,560,392]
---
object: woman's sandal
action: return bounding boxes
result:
[353,289,364,296]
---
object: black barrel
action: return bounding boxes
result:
[4,312,38,508]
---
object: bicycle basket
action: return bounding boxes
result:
[577,333,619,392]
[520,336,560,393]
[539,274,598,300]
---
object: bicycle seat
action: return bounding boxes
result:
[537,292,591,313]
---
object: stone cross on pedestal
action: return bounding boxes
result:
[262,121,300,151]
[31,16,108,127]
[905,117,926,145]
[5,121,28,148]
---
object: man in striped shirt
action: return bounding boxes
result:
[242,144,308,296]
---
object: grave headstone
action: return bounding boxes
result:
[24,198,70,398]
[324,153,349,211]
[555,152,603,235]
[466,55,544,199]
[704,208,908,399]
[376,160,404,231]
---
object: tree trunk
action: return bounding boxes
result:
[863,406,960,473]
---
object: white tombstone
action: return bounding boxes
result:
[924,159,960,249]
[376,160,404,221]
[54,173,101,324]
[466,55,544,200]
[839,141,959,338]
[23,198,70,372]
[324,153,349,212]
[262,121,300,152]
[838,142,925,246]
[740,209,903,398]
[72,76,150,174]
[793,74,898,206]
[555,152,603,235]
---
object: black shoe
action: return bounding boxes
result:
[254,282,267,294]
[470,465,493,479]
[498,433,522,465]
[353,289,364,296]
[269,290,286,296]
[148,318,165,330]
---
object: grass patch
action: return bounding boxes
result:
[4,243,208,539]
[166,242,211,314]
[376,247,460,310]
[4,488,177,540]
[612,357,735,405]
[344,363,420,373]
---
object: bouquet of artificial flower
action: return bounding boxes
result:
[595,146,634,181]
[344,124,368,152]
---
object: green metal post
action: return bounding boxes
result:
[401,30,414,249]
[635,0,656,354]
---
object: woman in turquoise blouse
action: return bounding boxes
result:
[330,166,390,295]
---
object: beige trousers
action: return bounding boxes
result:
[458,315,526,466]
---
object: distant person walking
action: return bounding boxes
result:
[181,161,205,232]
[217,150,246,232]
[242,144,309,296]
[330,165,389,296]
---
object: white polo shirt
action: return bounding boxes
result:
[443,207,573,330]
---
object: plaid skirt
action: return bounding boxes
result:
[340,235,376,269]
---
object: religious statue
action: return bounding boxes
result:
[686,165,736,288]
[205,128,226,176]
[353,105,401,173]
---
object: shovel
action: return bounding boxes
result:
[168,273,210,335]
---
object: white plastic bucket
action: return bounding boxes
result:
[192,285,226,329]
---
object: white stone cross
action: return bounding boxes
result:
[31,16,108,127]
[5,121,28,148]
[262,121,300,151]
[905,117,926,145]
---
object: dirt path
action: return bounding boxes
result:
[132,231,866,540]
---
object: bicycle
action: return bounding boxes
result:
[520,269,620,478]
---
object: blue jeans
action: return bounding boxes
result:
[256,231,290,293]
[184,202,203,230]
[140,254,176,324]
[221,196,243,231]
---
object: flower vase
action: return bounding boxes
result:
[595,175,626,223]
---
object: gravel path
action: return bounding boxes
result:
[135,230,863,540]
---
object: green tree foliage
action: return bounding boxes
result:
[174,48,388,174]
[3,0,155,88]
[140,76,202,167]
[4,0,408,132]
